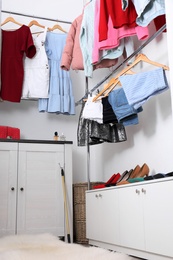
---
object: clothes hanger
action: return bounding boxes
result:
[48,23,67,33]
[1,16,23,27]
[125,53,169,71]
[92,54,169,102]
[104,70,136,97]
[28,19,45,29]
[92,70,136,101]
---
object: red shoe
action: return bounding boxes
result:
[93,184,106,189]
[105,174,117,184]
[106,173,121,186]
[93,173,118,189]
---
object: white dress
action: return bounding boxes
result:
[22,27,49,99]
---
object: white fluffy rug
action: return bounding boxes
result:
[0,233,135,260]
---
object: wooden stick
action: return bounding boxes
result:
[61,167,71,243]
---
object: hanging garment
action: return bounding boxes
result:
[77,102,127,146]
[90,121,127,143]
[0,25,36,102]
[132,0,165,27]
[81,95,103,123]
[61,14,84,71]
[108,88,143,126]
[119,68,169,110]
[93,0,149,65]
[22,27,49,99]
[80,0,120,78]
[102,96,118,124]
[38,32,75,115]
[153,14,166,32]
[99,0,137,42]
[77,118,127,146]
[79,0,95,77]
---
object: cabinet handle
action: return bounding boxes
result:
[99,194,102,198]
[20,187,24,191]
[135,189,140,194]
[141,188,146,194]
[95,194,99,198]
[11,187,15,191]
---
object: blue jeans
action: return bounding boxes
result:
[108,88,142,126]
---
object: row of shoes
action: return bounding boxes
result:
[93,163,150,189]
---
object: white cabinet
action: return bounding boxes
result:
[86,178,173,260]
[0,142,18,236]
[0,140,73,239]
[118,185,145,251]
[86,189,120,245]
[143,181,173,257]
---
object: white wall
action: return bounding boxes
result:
[1,1,173,184]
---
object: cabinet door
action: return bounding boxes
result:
[86,188,120,244]
[0,142,18,236]
[118,185,145,250]
[143,179,173,258]
[17,143,64,236]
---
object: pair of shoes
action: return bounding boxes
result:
[144,173,165,180]
[134,163,149,178]
[116,164,149,186]
[116,169,134,186]
[116,169,134,184]
[128,165,141,179]
[93,173,120,189]
[106,173,121,186]
[124,164,149,180]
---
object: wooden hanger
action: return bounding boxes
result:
[104,70,136,97]
[28,19,45,29]
[1,16,23,27]
[48,24,67,33]
[92,70,136,101]
[92,54,169,102]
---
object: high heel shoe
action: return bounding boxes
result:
[116,169,134,186]
[116,169,133,184]
[106,173,121,186]
[128,165,140,179]
[93,173,120,189]
[134,163,149,178]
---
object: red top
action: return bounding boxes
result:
[99,0,137,42]
[0,25,36,102]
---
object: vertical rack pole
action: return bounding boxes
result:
[85,76,91,190]
[87,135,90,190]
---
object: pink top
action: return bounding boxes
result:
[93,0,150,64]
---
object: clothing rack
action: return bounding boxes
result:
[80,23,166,190]
[1,10,72,24]
[1,9,72,102]
[75,23,167,106]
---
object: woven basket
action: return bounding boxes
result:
[73,182,103,244]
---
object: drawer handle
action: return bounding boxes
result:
[11,187,15,191]
[99,194,102,198]
[135,189,140,194]
[20,187,24,191]
[95,194,99,198]
[141,188,146,194]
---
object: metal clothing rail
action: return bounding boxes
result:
[75,23,167,106]
[78,23,166,190]
[1,9,72,24]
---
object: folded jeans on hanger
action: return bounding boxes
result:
[108,88,143,126]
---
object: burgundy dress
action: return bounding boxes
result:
[0,25,36,102]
